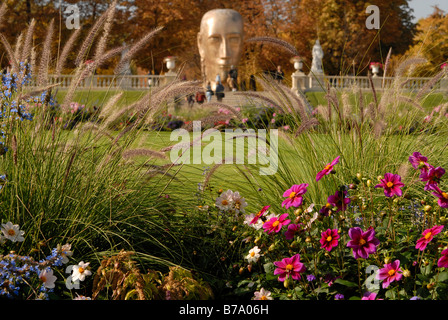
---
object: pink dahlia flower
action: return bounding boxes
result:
[415,225,444,251]
[320,229,340,252]
[361,292,382,300]
[250,205,271,225]
[377,259,403,289]
[316,156,340,181]
[273,254,306,282]
[284,223,303,240]
[438,249,448,268]
[263,213,291,234]
[282,184,308,209]
[346,227,380,259]
[327,190,350,212]
[375,173,405,197]
[429,185,448,208]
[420,166,445,191]
[409,152,430,171]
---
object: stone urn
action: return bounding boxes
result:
[370,62,382,77]
[163,56,177,73]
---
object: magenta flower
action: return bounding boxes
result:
[415,225,444,251]
[347,227,380,259]
[438,249,448,268]
[377,260,403,289]
[281,184,308,209]
[361,292,382,300]
[420,166,445,190]
[409,152,430,171]
[320,229,340,252]
[375,173,405,197]
[327,190,350,212]
[273,254,306,282]
[284,223,303,240]
[429,185,448,208]
[263,213,291,234]
[319,203,333,216]
[250,205,271,225]
[316,156,340,181]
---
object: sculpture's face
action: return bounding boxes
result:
[198,10,244,89]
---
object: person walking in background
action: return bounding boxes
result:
[186,93,195,108]
[215,81,225,102]
[226,74,236,92]
[195,90,206,105]
[274,65,284,83]
[249,75,256,91]
[229,65,238,91]
[205,81,214,102]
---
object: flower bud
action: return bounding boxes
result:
[294,208,303,216]
[424,205,432,212]
[247,264,253,272]
[356,173,363,180]
[403,269,411,278]
[427,282,435,290]
[254,237,261,244]
[268,244,276,251]
[284,276,290,288]
[366,180,372,187]
[349,184,357,190]
[377,175,383,182]
[239,267,245,275]
[305,236,312,243]
[384,257,391,264]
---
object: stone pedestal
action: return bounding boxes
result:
[292,72,308,91]
[309,73,325,91]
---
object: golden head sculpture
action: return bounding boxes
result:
[197,9,244,90]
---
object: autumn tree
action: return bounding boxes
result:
[283,0,416,75]
[397,6,448,76]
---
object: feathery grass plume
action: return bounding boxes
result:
[325,87,342,123]
[20,19,36,63]
[397,162,410,180]
[122,148,168,160]
[55,27,81,76]
[341,91,351,120]
[294,118,319,137]
[115,26,164,75]
[11,135,17,166]
[79,123,116,142]
[0,2,7,27]
[256,75,294,114]
[382,47,392,88]
[246,36,299,56]
[37,19,55,87]
[234,92,283,111]
[13,32,24,62]
[435,103,448,124]
[94,0,117,62]
[276,81,311,120]
[367,73,378,108]
[415,68,447,101]
[0,33,19,73]
[75,7,111,66]
[62,44,128,112]
[98,91,124,119]
[316,104,329,121]
[397,95,425,112]
[395,57,427,78]
[30,46,36,73]
[100,103,136,131]
[18,83,61,102]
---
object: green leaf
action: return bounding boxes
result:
[334,278,358,287]
[385,288,396,299]
[436,271,448,282]
[263,262,275,275]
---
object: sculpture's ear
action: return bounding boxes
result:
[198,32,205,58]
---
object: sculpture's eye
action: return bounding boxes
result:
[209,35,221,43]
[228,36,240,44]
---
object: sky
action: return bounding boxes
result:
[408,0,448,22]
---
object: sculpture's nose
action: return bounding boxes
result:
[219,38,230,60]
